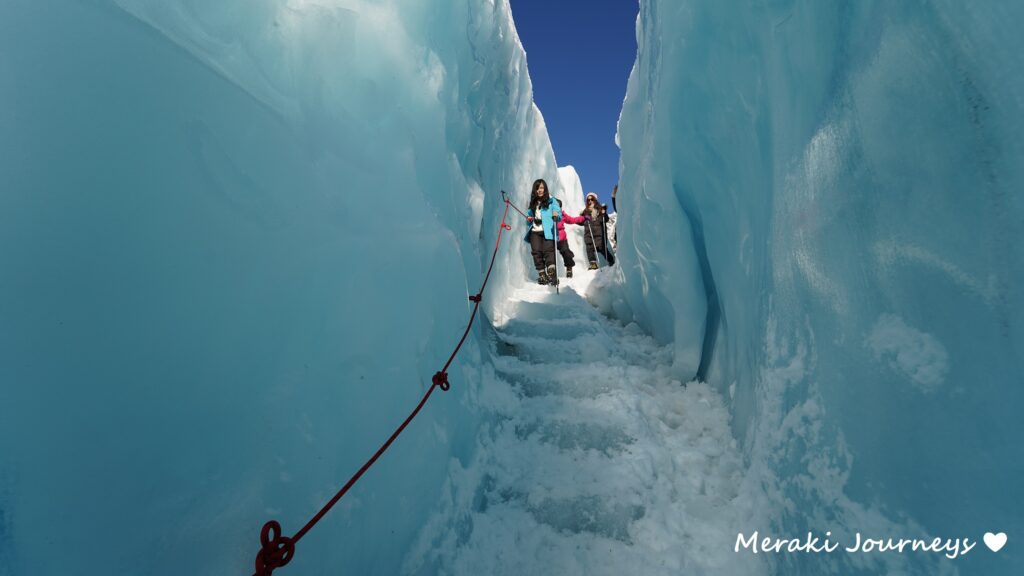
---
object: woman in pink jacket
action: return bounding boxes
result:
[552,199,578,277]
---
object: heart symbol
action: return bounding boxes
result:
[984,532,1007,552]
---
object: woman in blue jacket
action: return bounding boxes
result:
[525,178,562,285]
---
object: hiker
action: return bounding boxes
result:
[553,198,577,277]
[580,192,615,268]
[524,179,562,285]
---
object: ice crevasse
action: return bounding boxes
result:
[1,0,1022,575]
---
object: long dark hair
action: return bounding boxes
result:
[529,179,551,211]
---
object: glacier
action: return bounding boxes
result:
[0,0,574,574]
[2,0,1022,575]
[615,0,1023,574]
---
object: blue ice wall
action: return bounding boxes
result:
[0,1,558,574]
[617,1,1023,573]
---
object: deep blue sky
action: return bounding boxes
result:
[509,0,639,207]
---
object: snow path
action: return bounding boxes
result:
[404,274,766,575]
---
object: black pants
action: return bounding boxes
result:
[583,222,615,265]
[557,239,575,269]
[529,231,555,270]
[531,232,576,270]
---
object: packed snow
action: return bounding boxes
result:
[404,272,765,576]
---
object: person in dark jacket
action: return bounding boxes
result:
[524,179,563,285]
[580,192,615,268]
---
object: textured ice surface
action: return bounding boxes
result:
[616,1,1024,573]
[404,275,766,576]
[0,1,562,574]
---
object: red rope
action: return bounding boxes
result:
[253,196,515,576]
[502,190,529,219]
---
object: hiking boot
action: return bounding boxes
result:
[546,265,558,285]
[588,261,598,270]
[537,270,549,285]
[566,267,573,278]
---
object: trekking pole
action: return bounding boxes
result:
[602,215,610,263]
[552,218,561,293]
[551,218,559,294]
[586,219,599,269]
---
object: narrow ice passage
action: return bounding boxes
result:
[404,273,766,575]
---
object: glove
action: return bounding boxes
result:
[527,216,534,222]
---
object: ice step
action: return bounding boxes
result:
[492,331,621,364]
[483,429,656,505]
[473,463,647,544]
[493,356,666,395]
[502,299,594,323]
[514,419,636,457]
[526,495,645,543]
[509,373,621,400]
[496,316,602,340]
